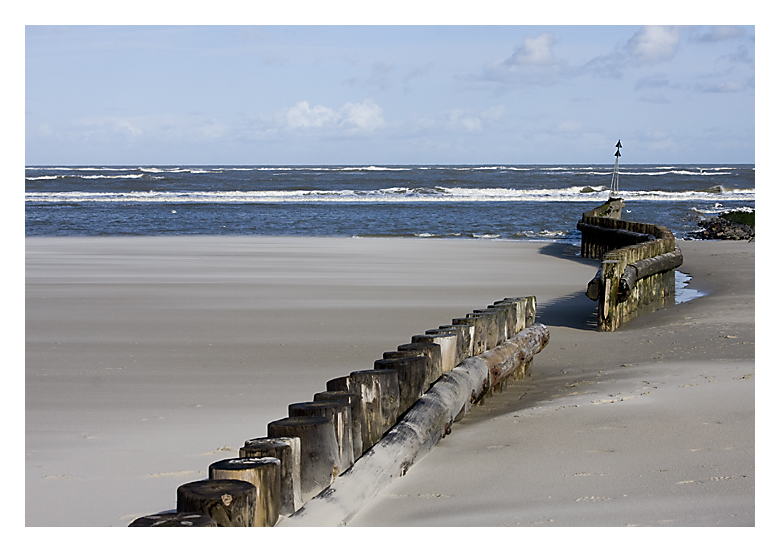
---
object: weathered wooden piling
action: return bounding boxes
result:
[240,436,303,516]
[176,479,256,527]
[436,323,473,365]
[442,322,475,360]
[599,260,621,332]
[129,512,218,527]
[368,368,401,435]
[209,457,281,527]
[267,416,340,503]
[452,316,486,355]
[374,355,427,415]
[396,342,442,388]
[325,376,351,394]
[348,369,400,450]
[494,298,527,334]
[468,310,499,350]
[412,331,458,373]
[425,328,463,367]
[288,400,354,474]
[487,303,513,343]
[313,391,363,463]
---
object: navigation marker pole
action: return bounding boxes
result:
[610,140,622,197]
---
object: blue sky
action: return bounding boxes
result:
[24,22,755,165]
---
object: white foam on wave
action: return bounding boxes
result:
[80,174,145,179]
[26,166,129,172]
[624,169,732,176]
[24,185,756,204]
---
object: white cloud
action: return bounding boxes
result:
[505,33,557,66]
[447,109,482,132]
[473,32,564,85]
[627,26,681,65]
[285,101,335,129]
[114,119,143,138]
[338,100,384,132]
[283,99,384,133]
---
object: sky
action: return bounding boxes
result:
[24,20,756,165]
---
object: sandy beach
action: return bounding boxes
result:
[25,236,755,528]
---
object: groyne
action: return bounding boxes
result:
[578,200,683,331]
[130,296,549,527]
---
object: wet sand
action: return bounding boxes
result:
[25,237,754,528]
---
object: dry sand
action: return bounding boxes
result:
[25,236,755,528]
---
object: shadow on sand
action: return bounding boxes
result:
[538,242,600,268]
[533,242,600,331]
[536,290,598,331]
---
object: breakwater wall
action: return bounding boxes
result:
[130,296,549,527]
[578,206,683,332]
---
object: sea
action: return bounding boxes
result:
[25,164,755,242]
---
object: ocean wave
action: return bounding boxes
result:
[690,205,755,215]
[329,166,411,172]
[81,174,145,179]
[26,173,148,180]
[24,185,756,204]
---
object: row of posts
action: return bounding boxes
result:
[130,296,537,527]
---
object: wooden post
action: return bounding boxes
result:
[437,323,473,364]
[497,297,530,333]
[397,342,442,389]
[412,331,458,373]
[487,304,512,343]
[325,375,350,393]
[209,457,281,527]
[491,301,519,337]
[267,416,340,503]
[453,316,486,355]
[350,368,400,443]
[599,260,621,331]
[240,437,302,516]
[313,391,363,462]
[374,355,427,415]
[288,400,354,474]
[523,296,537,327]
[176,479,256,527]
[129,512,217,527]
[468,310,498,350]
